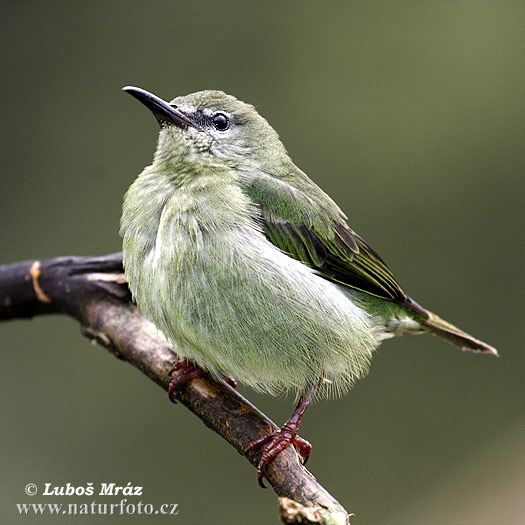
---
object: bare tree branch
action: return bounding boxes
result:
[0,253,350,525]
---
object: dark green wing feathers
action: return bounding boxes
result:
[243,172,501,354]
[241,172,426,315]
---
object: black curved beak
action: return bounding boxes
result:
[122,86,200,130]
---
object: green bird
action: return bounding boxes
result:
[120,86,497,485]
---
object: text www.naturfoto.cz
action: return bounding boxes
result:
[17,500,179,516]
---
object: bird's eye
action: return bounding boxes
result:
[211,112,230,131]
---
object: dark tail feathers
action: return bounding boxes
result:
[421,311,498,356]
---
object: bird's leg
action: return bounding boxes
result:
[168,359,204,402]
[246,378,321,487]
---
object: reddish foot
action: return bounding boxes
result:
[245,379,321,487]
[168,359,203,402]
[168,360,237,402]
[246,425,312,487]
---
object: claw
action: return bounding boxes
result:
[293,435,312,464]
[258,467,267,489]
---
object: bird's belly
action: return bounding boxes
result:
[135,226,380,396]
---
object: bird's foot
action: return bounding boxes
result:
[246,424,312,488]
[168,360,237,401]
[168,359,204,403]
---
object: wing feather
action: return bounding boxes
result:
[241,171,419,309]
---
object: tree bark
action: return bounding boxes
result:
[0,253,350,525]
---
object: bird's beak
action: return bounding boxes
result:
[122,86,200,131]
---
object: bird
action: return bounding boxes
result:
[120,86,497,486]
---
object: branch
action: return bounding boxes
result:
[0,254,350,525]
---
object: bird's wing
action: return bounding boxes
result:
[242,172,418,308]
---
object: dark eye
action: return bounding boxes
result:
[212,112,230,131]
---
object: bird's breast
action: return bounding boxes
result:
[122,173,380,395]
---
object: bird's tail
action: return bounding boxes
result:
[420,311,498,356]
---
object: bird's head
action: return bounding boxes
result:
[123,87,289,172]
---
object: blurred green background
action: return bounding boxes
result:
[1,2,524,523]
